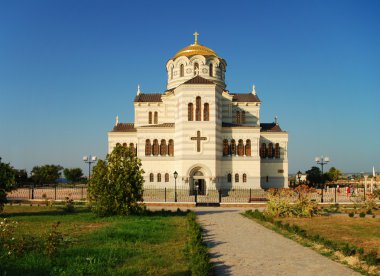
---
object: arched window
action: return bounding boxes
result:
[223,139,229,156]
[196,96,201,121]
[153,139,159,156]
[268,143,274,158]
[122,143,127,147]
[168,139,174,156]
[129,143,135,154]
[149,173,154,182]
[157,173,161,182]
[180,64,184,77]
[243,173,247,183]
[238,139,244,156]
[160,139,167,156]
[116,143,121,147]
[260,143,267,158]
[235,173,239,183]
[236,111,241,124]
[154,112,158,124]
[230,139,236,156]
[227,173,232,183]
[145,139,151,156]
[275,143,280,159]
[242,111,246,124]
[266,176,269,182]
[209,63,213,77]
[194,62,199,75]
[245,139,251,156]
[149,112,152,124]
[165,173,169,182]
[203,103,209,121]
[188,103,194,121]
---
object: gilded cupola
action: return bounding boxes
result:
[166,32,227,90]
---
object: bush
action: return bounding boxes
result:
[342,244,357,256]
[63,197,74,213]
[264,185,317,218]
[360,251,379,266]
[348,212,355,217]
[359,212,366,218]
[45,222,64,257]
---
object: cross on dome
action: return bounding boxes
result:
[193,32,199,44]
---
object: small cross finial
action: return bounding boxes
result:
[137,84,141,95]
[115,115,119,126]
[252,84,256,95]
[193,32,199,44]
[274,116,278,125]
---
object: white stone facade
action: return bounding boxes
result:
[108,37,288,192]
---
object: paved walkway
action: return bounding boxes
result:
[195,208,360,276]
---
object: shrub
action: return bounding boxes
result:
[63,197,75,213]
[348,212,355,217]
[45,222,64,257]
[265,185,317,218]
[342,244,357,256]
[360,251,379,266]
[359,212,366,218]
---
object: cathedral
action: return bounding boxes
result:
[108,33,288,193]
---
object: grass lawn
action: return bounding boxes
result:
[1,205,191,275]
[280,216,380,257]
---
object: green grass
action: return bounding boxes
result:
[1,206,192,275]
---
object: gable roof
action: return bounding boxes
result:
[140,123,175,128]
[111,123,136,132]
[183,75,215,85]
[134,93,162,103]
[231,93,260,102]
[260,123,283,132]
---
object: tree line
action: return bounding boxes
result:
[0,159,86,187]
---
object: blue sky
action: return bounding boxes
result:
[0,0,379,175]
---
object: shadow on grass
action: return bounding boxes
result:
[0,207,92,218]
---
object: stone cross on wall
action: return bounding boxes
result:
[191,130,207,152]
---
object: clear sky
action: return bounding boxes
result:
[0,0,379,176]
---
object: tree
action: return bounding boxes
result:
[88,144,144,216]
[31,165,63,185]
[326,167,342,183]
[0,158,16,212]
[63,168,83,183]
[14,169,29,186]
[306,166,323,188]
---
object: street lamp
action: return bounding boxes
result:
[173,171,178,202]
[315,155,330,202]
[83,155,97,181]
[297,171,302,186]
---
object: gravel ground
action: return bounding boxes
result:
[195,208,360,276]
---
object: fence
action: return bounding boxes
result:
[6,185,379,204]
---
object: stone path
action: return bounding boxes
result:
[195,208,360,276]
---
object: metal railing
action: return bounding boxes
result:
[6,185,379,204]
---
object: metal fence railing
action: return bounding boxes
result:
[6,185,379,204]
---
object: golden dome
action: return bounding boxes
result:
[173,43,218,59]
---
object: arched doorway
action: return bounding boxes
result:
[189,166,207,195]
[193,171,206,195]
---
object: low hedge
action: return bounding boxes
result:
[185,212,210,275]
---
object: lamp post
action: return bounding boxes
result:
[83,155,97,182]
[173,171,178,202]
[297,171,302,186]
[315,156,330,203]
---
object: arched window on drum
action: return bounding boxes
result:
[245,140,251,156]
